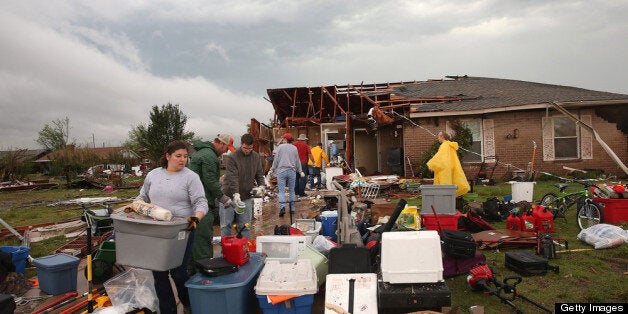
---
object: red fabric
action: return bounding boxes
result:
[293,141,311,163]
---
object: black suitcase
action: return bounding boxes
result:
[378,277,451,313]
[441,229,476,259]
[505,250,559,276]
[0,294,16,314]
[328,243,372,274]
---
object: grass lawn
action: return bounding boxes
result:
[1,181,626,313]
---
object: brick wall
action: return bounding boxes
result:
[402,109,628,180]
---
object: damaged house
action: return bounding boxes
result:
[253,76,628,180]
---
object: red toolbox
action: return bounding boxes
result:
[594,197,628,224]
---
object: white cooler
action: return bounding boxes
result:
[381,230,443,283]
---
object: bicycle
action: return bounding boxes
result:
[539,180,605,230]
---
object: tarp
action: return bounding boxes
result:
[426,141,470,197]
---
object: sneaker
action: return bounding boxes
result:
[279,208,285,217]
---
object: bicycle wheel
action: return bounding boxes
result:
[576,201,604,230]
[540,193,558,214]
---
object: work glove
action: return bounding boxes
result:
[219,194,234,208]
[300,171,306,178]
[233,193,245,208]
[186,216,200,231]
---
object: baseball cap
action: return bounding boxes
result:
[282,133,293,140]
[217,134,236,152]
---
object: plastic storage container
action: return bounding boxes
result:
[510,181,535,202]
[0,246,30,274]
[419,185,457,214]
[111,212,189,271]
[256,294,315,314]
[422,213,460,234]
[186,253,265,314]
[292,220,322,245]
[594,197,628,223]
[381,231,443,284]
[297,244,328,287]
[325,273,378,314]
[32,253,80,295]
[321,210,338,242]
[104,268,158,312]
[255,260,318,295]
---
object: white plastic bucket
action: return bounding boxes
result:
[510,181,535,202]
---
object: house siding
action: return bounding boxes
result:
[403,110,628,180]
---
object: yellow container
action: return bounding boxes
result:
[397,206,421,230]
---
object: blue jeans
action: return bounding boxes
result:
[277,169,296,212]
[295,163,308,195]
[153,230,194,314]
[219,198,252,239]
[308,166,321,189]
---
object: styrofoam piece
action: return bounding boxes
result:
[325,273,378,314]
[292,221,322,245]
[255,235,307,263]
[111,212,189,271]
[509,181,535,202]
[297,244,328,287]
[254,259,318,295]
[325,167,343,190]
[419,184,457,215]
[381,231,443,283]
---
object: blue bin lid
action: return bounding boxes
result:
[185,253,265,290]
[33,253,80,271]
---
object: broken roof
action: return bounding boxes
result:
[266,76,628,125]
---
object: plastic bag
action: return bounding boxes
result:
[103,268,159,313]
[577,224,628,249]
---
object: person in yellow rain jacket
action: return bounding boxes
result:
[308,142,330,189]
[426,131,470,197]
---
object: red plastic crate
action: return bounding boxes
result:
[422,212,460,234]
[594,197,628,224]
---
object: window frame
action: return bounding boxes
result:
[460,119,483,163]
[552,116,580,160]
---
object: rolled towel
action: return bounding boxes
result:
[131,200,173,221]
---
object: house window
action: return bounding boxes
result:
[553,116,578,159]
[460,120,482,162]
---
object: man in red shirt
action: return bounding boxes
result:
[293,134,314,197]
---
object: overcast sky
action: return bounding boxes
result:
[1,0,627,150]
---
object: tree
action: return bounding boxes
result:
[36,117,70,150]
[128,103,195,163]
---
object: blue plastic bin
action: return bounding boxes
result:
[256,294,315,314]
[321,211,338,242]
[32,254,80,295]
[0,246,30,274]
[185,253,266,314]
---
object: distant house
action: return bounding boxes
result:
[261,76,628,179]
[36,145,140,162]
[0,149,49,179]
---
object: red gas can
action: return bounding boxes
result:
[533,205,554,233]
[520,211,536,232]
[221,235,250,266]
[506,213,521,231]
